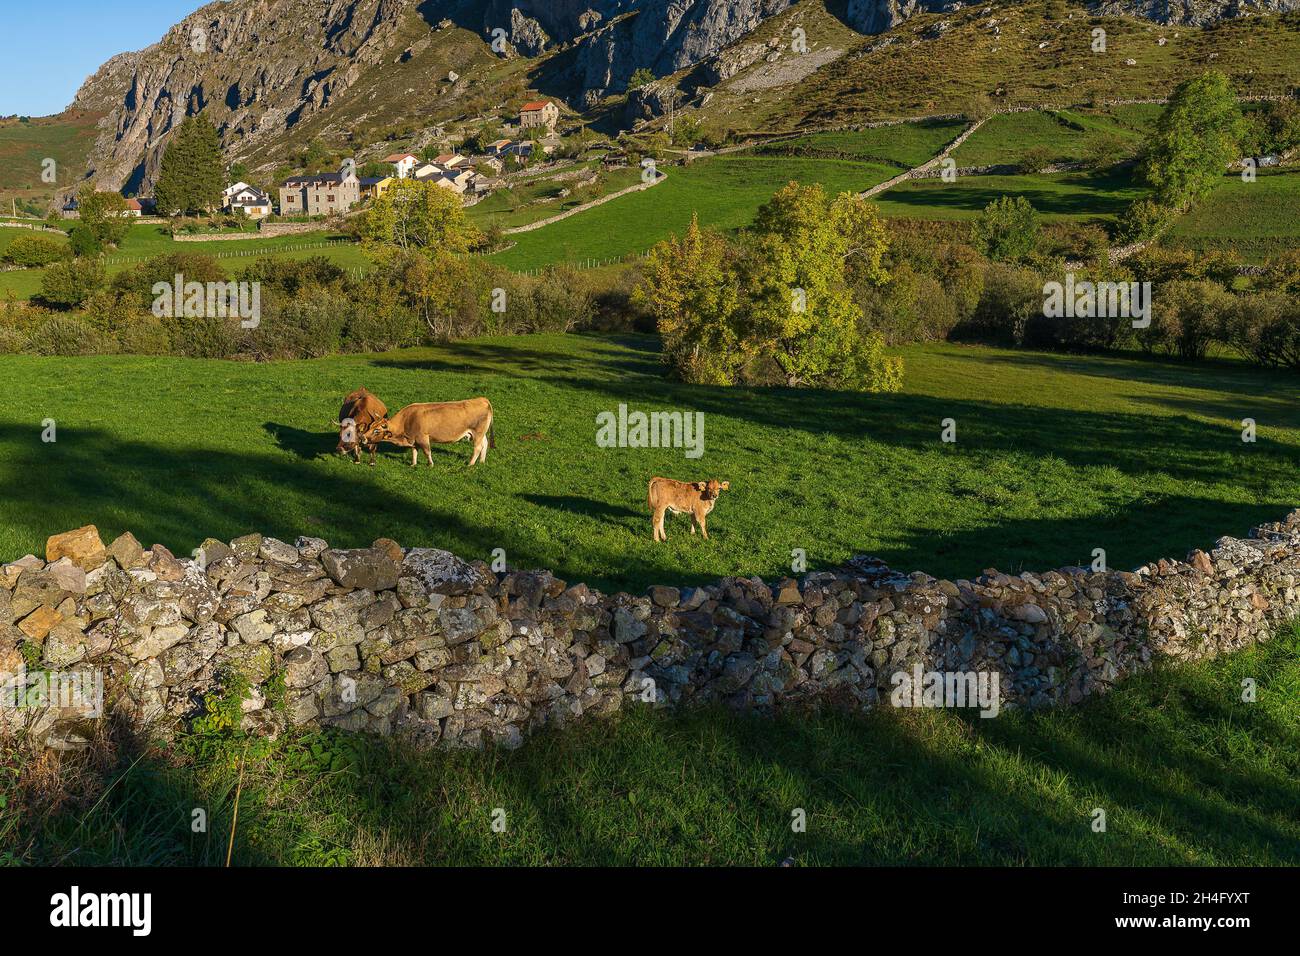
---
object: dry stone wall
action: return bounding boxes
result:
[4,511,1300,751]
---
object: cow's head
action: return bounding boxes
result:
[361,416,397,445]
[335,417,359,455]
[694,479,730,500]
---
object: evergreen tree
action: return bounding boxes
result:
[154,115,224,215]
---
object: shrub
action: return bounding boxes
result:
[0,328,26,354]
[112,252,226,303]
[38,257,105,309]
[1115,198,1172,245]
[1146,280,1235,360]
[959,262,1043,345]
[114,316,174,356]
[2,233,68,267]
[529,266,595,333]
[1018,145,1055,174]
[24,315,107,355]
[971,196,1039,263]
[249,287,348,359]
[68,224,103,258]
[1225,292,1300,369]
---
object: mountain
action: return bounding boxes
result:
[42,0,1300,201]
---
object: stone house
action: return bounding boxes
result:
[278,168,361,217]
[519,100,559,133]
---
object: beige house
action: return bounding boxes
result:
[519,100,559,133]
[278,168,361,217]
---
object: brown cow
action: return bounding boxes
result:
[335,387,388,465]
[362,397,495,467]
[648,477,730,541]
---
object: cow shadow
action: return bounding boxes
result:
[523,494,642,523]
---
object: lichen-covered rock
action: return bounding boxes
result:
[322,548,400,591]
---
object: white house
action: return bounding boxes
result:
[223,182,271,217]
[383,152,419,179]
[433,152,466,168]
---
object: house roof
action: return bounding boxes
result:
[521,100,553,112]
[124,198,142,210]
[383,153,417,163]
[359,176,392,187]
[283,173,346,185]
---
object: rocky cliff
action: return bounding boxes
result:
[72,0,418,193]
[68,0,1300,195]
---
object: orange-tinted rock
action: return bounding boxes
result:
[45,525,107,571]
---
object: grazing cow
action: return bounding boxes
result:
[335,387,388,465]
[648,477,730,541]
[362,397,495,467]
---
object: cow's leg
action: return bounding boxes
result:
[423,440,435,467]
[368,444,377,466]
[410,447,418,467]
[653,507,666,541]
[699,512,708,540]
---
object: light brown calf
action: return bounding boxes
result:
[361,398,495,467]
[648,477,730,541]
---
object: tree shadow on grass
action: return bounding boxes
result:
[263,421,336,461]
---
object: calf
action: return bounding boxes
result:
[335,387,388,465]
[362,397,495,467]
[648,477,730,541]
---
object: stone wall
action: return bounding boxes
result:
[4,511,1299,751]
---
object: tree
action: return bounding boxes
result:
[154,115,224,215]
[1141,71,1244,210]
[635,184,903,392]
[971,195,1040,263]
[629,68,655,90]
[73,187,130,250]
[633,214,744,384]
[359,179,484,337]
[38,257,105,309]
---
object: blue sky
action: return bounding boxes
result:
[0,0,207,117]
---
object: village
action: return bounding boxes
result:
[61,99,569,222]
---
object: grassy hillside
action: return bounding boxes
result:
[1162,168,1300,260]
[872,167,1149,224]
[694,4,1300,134]
[7,617,1297,865]
[492,154,899,270]
[1,334,1299,593]
[0,110,102,215]
[948,105,1161,167]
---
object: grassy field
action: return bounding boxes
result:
[764,117,969,167]
[492,154,900,270]
[1163,168,1300,260]
[468,164,645,230]
[873,167,1149,224]
[0,222,367,299]
[6,618,1296,865]
[1,334,1299,594]
[949,106,1161,167]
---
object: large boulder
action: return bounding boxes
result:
[45,525,107,571]
[322,548,400,591]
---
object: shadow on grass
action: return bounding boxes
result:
[21,626,1296,866]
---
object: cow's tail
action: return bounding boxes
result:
[487,402,496,449]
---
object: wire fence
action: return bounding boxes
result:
[101,238,353,265]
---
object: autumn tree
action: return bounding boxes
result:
[359,178,484,338]
[635,183,902,392]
